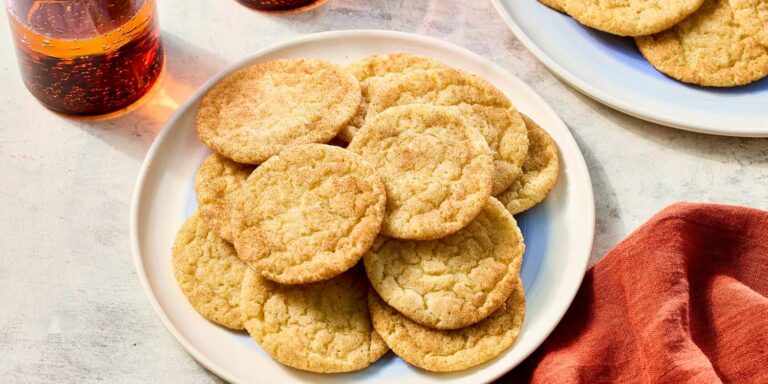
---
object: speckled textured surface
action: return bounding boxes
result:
[0,1,766,382]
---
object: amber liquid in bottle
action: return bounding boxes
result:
[236,0,321,12]
[7,0,164,115]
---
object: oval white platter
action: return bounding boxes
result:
[492,0,768,137]
[131,30,595,384]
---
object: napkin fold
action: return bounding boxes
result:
[503,203,768,384]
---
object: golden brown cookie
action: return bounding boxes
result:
[539,0,564,12]
[497,115,559,215]
[240,268,388,373]
[172,212,247,330]
[368,278,525,372]
[636,0,768,87]
[366,68,528,195]
[348,104,493,240]
[196,58,361,164]
[338,53,448,142]
[194,153,254,243]
[364,197,524,330]
[730,0,768,47]
[230,144,386,284]
[560,0,705,36]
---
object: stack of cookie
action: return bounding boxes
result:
[171,54,559,374]
[541,0,768,87]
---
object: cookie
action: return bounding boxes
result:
[230,144,386,284]
[366,68,528,195]
[337,53,448,142]
[497,115,559,215]
[364,197,524,330]
[196,58,361,164]
[348,104,493,240]
[539,0,564,12]
[730,0,768,47]
[172,212,248,330]
[240,268,389,373]
[194,153,254,242]
[636,0,768,86]
[469,104,529,195]
[368,278,525,372]
[560,0,705,36]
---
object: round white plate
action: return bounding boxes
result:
[131,30,595,384]
[492,0,768,137]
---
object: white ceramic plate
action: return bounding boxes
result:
[492,0,768,137]
[131,30,595,384]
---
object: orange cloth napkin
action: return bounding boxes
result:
[502,203,768,383]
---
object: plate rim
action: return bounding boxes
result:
[491,0,768,138]
[130,29,595,384]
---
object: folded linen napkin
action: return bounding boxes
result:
[502,203,768,384]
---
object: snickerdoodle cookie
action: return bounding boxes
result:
[338,53,447,142]
[366,68,528,195]
[196,58,361,164]
[368,278,525,372]
[636,0,768,87]
[348,104,494,240]
[497,115,559,215]
[560,0,705,36]
[194,153,254,242]
[364,197,524,330]
[230,144,386,284]
[172,212,247,330]
[240,268,388,373]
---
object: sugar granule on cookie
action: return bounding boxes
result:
[196,58,361,164]
[364,197,525,330]
[348,104,494,240]
[172,212,248,330]
[230,144,386,284]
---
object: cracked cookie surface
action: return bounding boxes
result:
[368,278,525,372]
[366,68,528,195]
[240,268,389,373]
[636,0,768,87]
[348,105,493,240]
[364,197,524,330]
[561,0,705,36]
[194,153,254,243]
[196,58,361,164]
[230,144,386,284]
[729,0,768,47]
[338,53,448,142]
[172,212,247,330]
[497,115,559,215]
